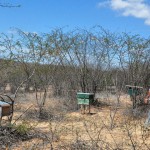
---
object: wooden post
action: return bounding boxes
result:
[89,104,90,114]
[80,104,83,114]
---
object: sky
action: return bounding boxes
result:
[0,0,150,38]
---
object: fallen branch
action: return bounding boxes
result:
[12,105,33,125]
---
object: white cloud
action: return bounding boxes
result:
[98,1,110,7]
[98,0,150,26]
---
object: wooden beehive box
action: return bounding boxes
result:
[77,92,94,105]
[0,101,11,117]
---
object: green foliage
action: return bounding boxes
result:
[15,121,31,135]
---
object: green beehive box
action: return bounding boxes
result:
[128,88,139,96]
[77,93,94,105]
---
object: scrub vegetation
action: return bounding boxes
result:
[0,26,150,149]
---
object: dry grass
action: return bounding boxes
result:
[1,92,150,149]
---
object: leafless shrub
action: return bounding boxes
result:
[123,105,149,119]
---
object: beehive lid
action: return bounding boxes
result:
[126,85,143,89]
[0,101,10,107]
[77,92,94,99]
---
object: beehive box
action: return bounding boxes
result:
[77,93,94,105]
[0,101,11,117]
[126,85,143,96]
[128,88,140,96]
